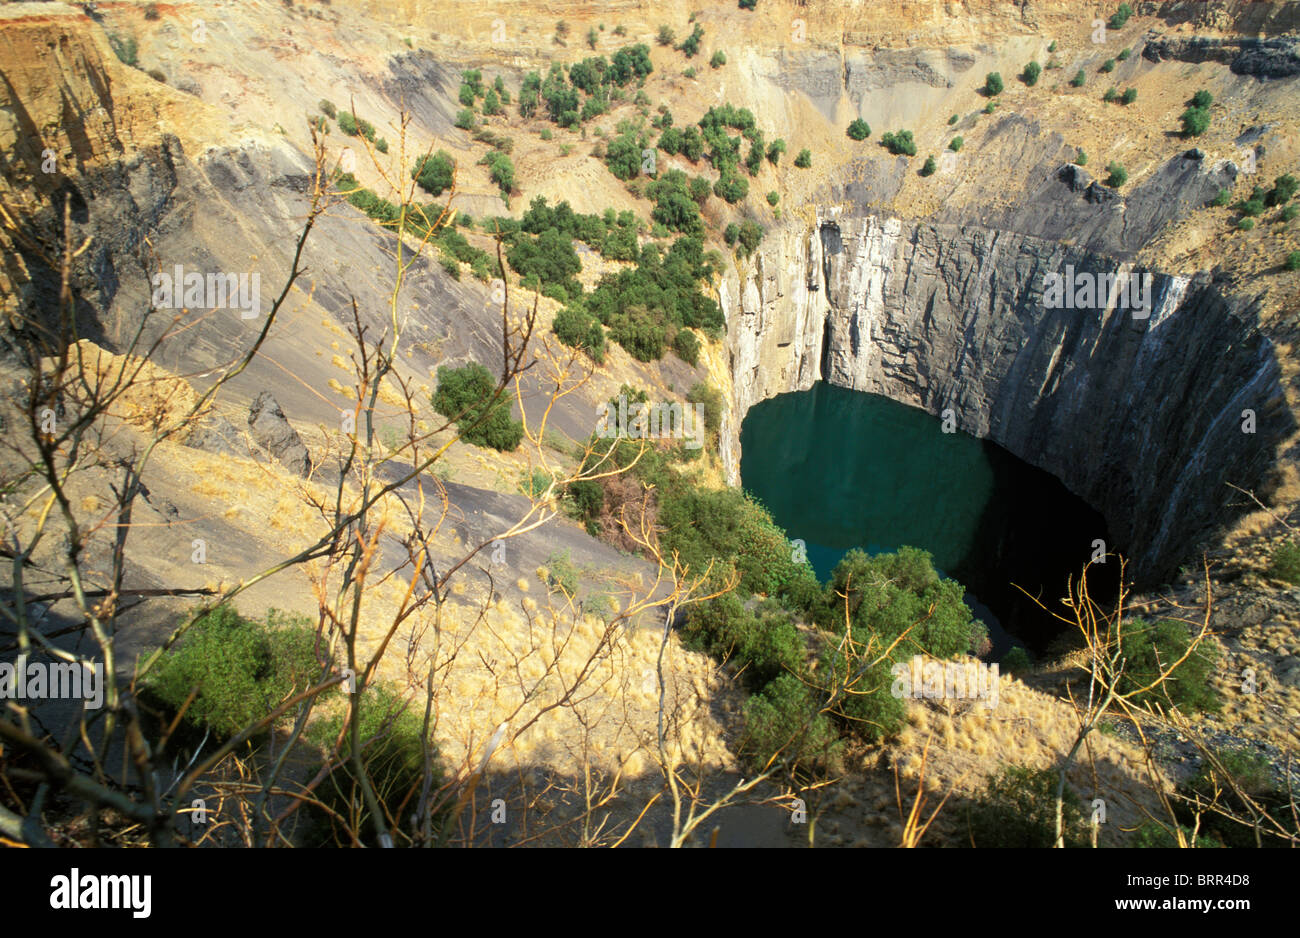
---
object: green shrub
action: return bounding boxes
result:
[1117,47,1131,61]
[822,547,976,659]
[1181,106,1211,136]
[1191,89,1213,109]
[949,114,959,125]
[766,190,779,206]
[484,150,514,196]
[1121,87,1138,105]
[1022,61,1041,86]
[553,306,606,363]
[741,673,842,773]
[412,151,455,196]
[319,99,337,118]
[1210,187,1230,207]
[949,136,963,151]
[1117,618,1220,714]
[794,148,812,168]
[454,109,475,130]
[710,49,727,68]
[687,382,724,440]
[1180,748,1290,847]
[1267,539,1300,580]
[1075,147,1088,165]
[880,130,916,156]
[142,605,319,742]
[1282,204,1299,222]
[766,138,786,164]
[1002,646,1032,675]
[304,682,443,847]
[659,488,802,596]
[983,100,997,114]
[1237,217,1255,230]
[1105,161,1127,187]
[713,171,749,203]
[657,25,675,46]
[1285,250,1300,270]
[543,549,579,595]
[1267,173,1298,205]
[1109,3,1133,29]
[846,118,871,141]
[109,34,138,67]
[1071,69,1086,87]
[1240,198,1265,217]
[984,72,1003,95]
[432,362,524,451]
[673,328,701,366]
[920,155,937,176]
[678,23,704,58]
[736,219,764,257]
[1100,59,1116,73]
[967,765,1089,847]
[337,111,358,135]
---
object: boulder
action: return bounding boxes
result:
[247,391,311,477]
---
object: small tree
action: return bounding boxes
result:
[846,118,871,141]
[1070,69,1086,87]
[1100,58,1116,73]
[1022,61,1041,86]
[949,136,963,151]
[1181,107,1210,136]
[1191,89,1213,108]
[794,148,812,168]
[985,71,1003,95]
[1110,2,1133,29]
[919,155,937,176]
[432,362,525,451]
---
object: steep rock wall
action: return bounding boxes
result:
[722,208,1293,584]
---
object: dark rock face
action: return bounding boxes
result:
[1143,36,1300,79]
[184,414,252,459]
[248,391,311,477]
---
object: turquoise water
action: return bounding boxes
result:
[739,383,1116,654]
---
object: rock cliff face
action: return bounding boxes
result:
[721,196,1294,584]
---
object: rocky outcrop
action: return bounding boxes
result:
[1143,35,1300,79]
[248,391,311,477]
